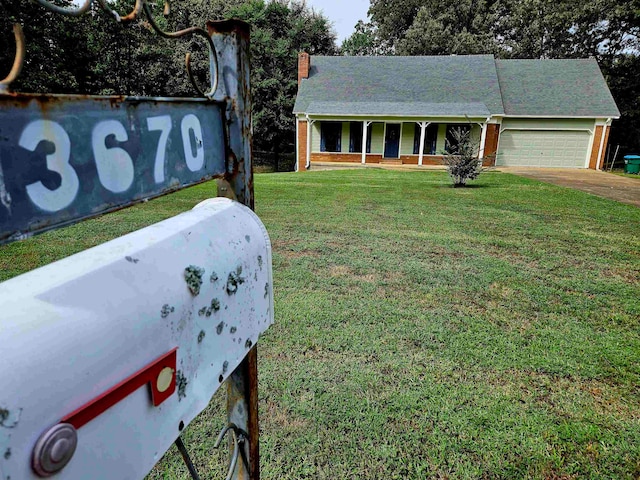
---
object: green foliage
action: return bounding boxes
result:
[396,0,499,55]
[368,0,640,60]
[341,20,390,56]
[442,127,483,187]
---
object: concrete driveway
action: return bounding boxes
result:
[499,167,640,208]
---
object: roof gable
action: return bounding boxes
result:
[494,58,620,117]
[293,55,504,116]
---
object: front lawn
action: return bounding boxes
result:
[2,169,639,479]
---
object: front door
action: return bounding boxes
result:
[384,124,400,158]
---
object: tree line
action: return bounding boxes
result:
[0,0,336,167]
[343,0,640,158]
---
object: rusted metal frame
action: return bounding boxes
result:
[95,0,143,22]
[0,24,25,95]
[209,20,259,480]
[141,2,219,98]
[31,0,92,16]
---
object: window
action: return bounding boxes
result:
[320,122,342,152]
[445,125,471,153]
[413,124,439,155]
[349,122,363,153]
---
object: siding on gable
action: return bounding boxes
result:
[342,122,350,153]
[400,123,416,155]
[471,124,481,144]
[311,122,321,152]
[501,118,595,131]
[436,124,447,154]
[370,123,385,154]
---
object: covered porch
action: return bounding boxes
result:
[295,104,499,171]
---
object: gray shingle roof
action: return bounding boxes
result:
[294,55,620,119]
[495,58,620,117]
[293,55,505,116]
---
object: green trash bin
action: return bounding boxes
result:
[623,155,640,174]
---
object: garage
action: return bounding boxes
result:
[496,129,592,167]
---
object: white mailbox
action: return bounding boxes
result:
[0,197,273,479]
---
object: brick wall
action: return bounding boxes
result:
[483,124,499,166]
[298,53,310,87]
[308,153,450,166]
[311,153,362,163]
[297,120,307,171]
[599,126,611,170]
[589,126,604,170]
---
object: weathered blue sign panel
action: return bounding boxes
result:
[0,95,226,243]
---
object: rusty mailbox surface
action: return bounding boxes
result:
[1,16,266,480]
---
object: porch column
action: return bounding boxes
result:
[418,122,429,166]
[361,121,372,164]
[306,117,315,170]
[478,120,489,161]
[295,119,299,172]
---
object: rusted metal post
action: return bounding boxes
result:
[208,20,259,480]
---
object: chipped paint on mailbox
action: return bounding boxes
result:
[0,198,273,479]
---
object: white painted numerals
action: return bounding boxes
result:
[181,114,205,172]
[147,115,172,184]
[19,120,79,212]
[92,120,135,193]
[18,114,206,213]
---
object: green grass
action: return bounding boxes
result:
[2,170,639,479]
[610,169,640,180]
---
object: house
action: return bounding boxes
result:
[293,54,620,171]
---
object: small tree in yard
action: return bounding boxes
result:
[442,127,483,187]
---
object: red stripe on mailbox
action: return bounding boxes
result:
[61,348,178,429]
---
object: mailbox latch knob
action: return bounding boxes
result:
[32,423,77,477]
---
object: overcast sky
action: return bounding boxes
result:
[305,0,370,44]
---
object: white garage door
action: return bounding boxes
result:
[496,130,591,167]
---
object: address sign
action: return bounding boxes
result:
[0,95,226,244]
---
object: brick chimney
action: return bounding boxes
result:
[298,52,310,87]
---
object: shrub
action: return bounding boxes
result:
[442,127,483,187]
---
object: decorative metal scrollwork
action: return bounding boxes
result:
[0,24,25,95]
[1,0,218,97]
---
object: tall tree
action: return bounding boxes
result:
[341,20,390,56]
[367,0,423,48]
[396,0,499,56]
